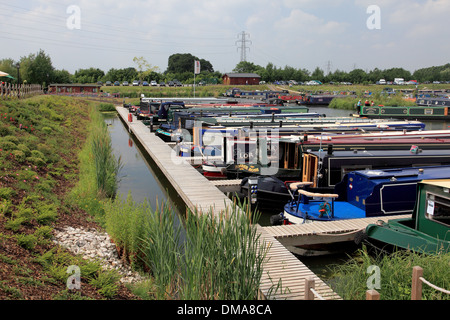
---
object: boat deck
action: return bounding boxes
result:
[116,106,341,300]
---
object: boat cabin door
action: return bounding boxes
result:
[302,153,318,187]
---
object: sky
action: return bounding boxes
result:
[0,0,449,75]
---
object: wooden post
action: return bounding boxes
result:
[304,276,315,300]
[411,266,423,300]
[366,289,380,300]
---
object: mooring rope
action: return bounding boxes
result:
[420,277,450,295]
[310,288,326,300]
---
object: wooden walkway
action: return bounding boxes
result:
[116,106,341,300]
[264,215,411,247]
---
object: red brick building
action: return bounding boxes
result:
[222,73,261,85]
[48,83,102,95]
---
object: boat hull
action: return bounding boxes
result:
[360,105,450,120]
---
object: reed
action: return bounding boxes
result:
[90,111,123,198]
[104,193,269,300]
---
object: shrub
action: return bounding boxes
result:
[89,270,120,299]
[0,187,16,200]
[12,150,26,162]
[26,156,46,167]
[36,204,58,225]
[16,234,37,250]
[0,140,17,151]
[3,135,19,145]
[16,144,31,156]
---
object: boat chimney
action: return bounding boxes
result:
[419,168,424,174]
[327,144,333,155]
[279,121,283,128]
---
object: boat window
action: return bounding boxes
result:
[426,193,450,227]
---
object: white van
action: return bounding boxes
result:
[379,79,386,85]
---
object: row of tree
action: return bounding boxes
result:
[233,61,450,84]
[1,49,449,86]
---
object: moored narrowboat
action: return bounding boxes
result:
[279,165,450,225]
[359,179,450,254]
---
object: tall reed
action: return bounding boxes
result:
[104,193,269,300]
[89,110,122,198]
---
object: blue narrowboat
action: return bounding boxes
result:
[280,165,450,224]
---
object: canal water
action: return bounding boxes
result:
[102,108,449,281]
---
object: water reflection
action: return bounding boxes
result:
[102,112,186,216]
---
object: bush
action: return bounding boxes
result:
[26,156,46,167]
[16,144,31,157]
[0,187,16,200]
[12,150,26,163]
[16,234,37,250]
[0,140,17,151]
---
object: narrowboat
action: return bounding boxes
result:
[416,96,450,107]
[279,165,450,225]
[359,179,450,254]
[359,104,450,120]
[239,143,450,211]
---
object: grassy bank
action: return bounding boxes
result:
[329,247,450,300]
[0,94,270,300]
[0,95,132,299]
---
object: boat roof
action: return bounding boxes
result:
[353,165,450,181]
[313,149,450,158]
[420,179,450,189]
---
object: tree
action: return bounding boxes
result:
[166,53,214,74]
[20,49,55,85]
[233,61,261,73]
[73,67,104,83]
[311,67,325,82]
[133,56,159,82]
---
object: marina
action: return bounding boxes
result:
[116,105,350,299]
[115,97,450,299]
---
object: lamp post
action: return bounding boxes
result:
[15,62,20,85]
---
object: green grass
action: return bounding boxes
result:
[329,247,450,300]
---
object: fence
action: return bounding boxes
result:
[304,266,449,300]
[0,83,43,99]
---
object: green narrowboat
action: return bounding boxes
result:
[359,105,450,120]
[361,179,450,254]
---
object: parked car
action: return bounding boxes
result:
[168,81,174,86]
[114,81,120,86]
[132,80,140,86]
[105,81,112,86]
[150,80,157,86]
[142,81,149,86]
[159,81,165,86]
[97,81,103,86]
[123,81,129,86]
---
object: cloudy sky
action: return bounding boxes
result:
[1,0,449,74]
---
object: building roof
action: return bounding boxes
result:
[223,73,261,78]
